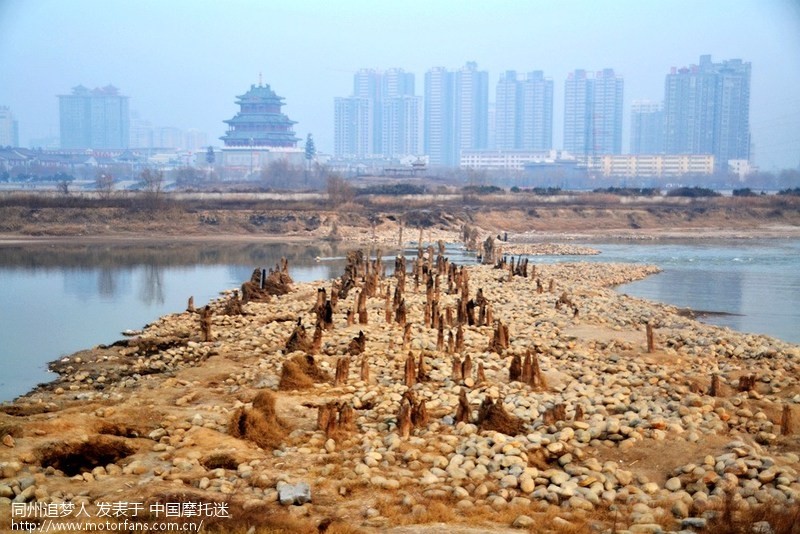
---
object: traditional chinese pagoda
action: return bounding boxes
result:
[220,82,299,148]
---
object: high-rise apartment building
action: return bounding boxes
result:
[335,68,420,159]
[423,62,488,167]
[495,71,521,150]
[129,113,154,149]
[563,69,623,156]
[59,85,129,149]
[381,96,421,158]
[0,106,19,147]
[381,68,420,158]
[630,100,664,154]
[334,97,372,158]
[424,67,455,167]
[663,55,751,169]
[494,70,553,151]
[454,62,489,157]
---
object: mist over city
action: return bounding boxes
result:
[3,3,800,533]
[0,0,799,188]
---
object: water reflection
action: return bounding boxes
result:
[1,239,797,402]
[0,241,350,402]
[140,264,165,305]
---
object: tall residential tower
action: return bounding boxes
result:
[58,85,129,149]
[663,55,751,169]
[494,70,553,151]
[0,106,19,147]
[563,69,623,156]
[630,100,664,154]
[424,62,488,167]
[335,68,421,159]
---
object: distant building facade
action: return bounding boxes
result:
[585,154,714,178]
[494,70,553,151]
[454,62,489,158]
[334,68,421,160]
[0,106,19,147]
[663,55,751,170]
[422,62,488,167]
[564,69,623,156]
[59,85,129,149]
[334,97,372,158]
[460,149,571,170]
[630,100,663,154]
[423,66,455,166]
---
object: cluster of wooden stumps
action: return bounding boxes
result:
[188,259,295,342]
[705,372,794,436]
[222,240,795,451]
[253,240,569,443]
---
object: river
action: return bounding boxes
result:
[1,238,798,402]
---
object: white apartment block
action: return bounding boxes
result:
[460,149,570,170]
[585,154,715,177]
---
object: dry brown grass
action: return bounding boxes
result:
[36,436,136,476]
[279,354,330,390]
[0,419,23,438]
[200,452,240,470]
[703,494,800,534]
[229,390,290,450]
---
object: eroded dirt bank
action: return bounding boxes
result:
[1,193,799,244]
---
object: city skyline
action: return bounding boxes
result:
[1,1,798,169]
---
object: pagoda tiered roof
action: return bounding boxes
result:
[220,83,299,148]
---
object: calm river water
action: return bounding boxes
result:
[0,239,798,402]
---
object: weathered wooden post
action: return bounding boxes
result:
[451,355,463,382]
[360,355,369,383]
[187,296,195,313]
[398,400,412,439]
[334,357,350,386]
[311,323,323,354]
[200,305,213,341]
[395,299,406,327]
[417,353,429,382]
[531,351,547,390]
[404,352,416,387]
[781,404,793,436]
[412,400,429,427]
[317,402,335,432]
[347,330,366,355]
[455,388,470,424]
[402,323,412,350]
[646,323,655,353]
[509,354,522,382]
[339,404,355,431]
[476,362,486,384]
[710,374,720,397]
[521,353,532,384]
[357,290,368,325]
[461,353,473,382]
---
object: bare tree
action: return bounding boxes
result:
[327,174,354,207]
[95,171,114,199]
[139,168,164,203]
[57,178,71,196]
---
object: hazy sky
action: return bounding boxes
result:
[1,0,799,170]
